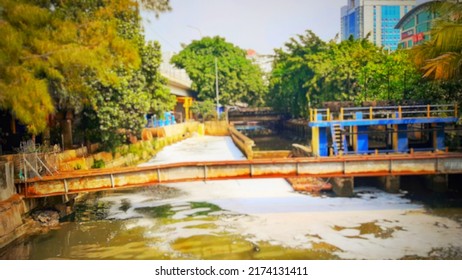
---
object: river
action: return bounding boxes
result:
[1,136,462,260]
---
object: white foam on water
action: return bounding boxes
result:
[139,136,246,166]
[129,136,462,259]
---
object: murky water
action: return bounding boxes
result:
[235,124,305,151]
[2,181,462,260]
[1,136,462,260]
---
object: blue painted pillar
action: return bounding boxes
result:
[319,127,328,156]
[397,124,409,152]
[315,113,328,156]
[433,124,445,151]
[355,112,369,154]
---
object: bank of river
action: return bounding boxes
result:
[1,136,462,259]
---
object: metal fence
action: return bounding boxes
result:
[13,141,60,181]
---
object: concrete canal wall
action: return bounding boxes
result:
[0,121,232,249]
[229,126,255,159]
[0,162,28,249]
[0,161,14,202]
[228,125,292,160]
[0,160,42,249]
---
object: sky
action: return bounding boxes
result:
[141,0,346,55]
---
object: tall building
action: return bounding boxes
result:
[341,0,416,50]
[395,0,437,49]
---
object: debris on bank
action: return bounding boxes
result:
[31,210,60,227]
[287,177,332,193]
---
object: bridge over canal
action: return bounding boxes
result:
[228,108,288,124]
[17,152,462,198]
[14,103,462,198]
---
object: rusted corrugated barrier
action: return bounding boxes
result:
[16,153,462,198]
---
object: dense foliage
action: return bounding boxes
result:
[0,0,174,147]
[267,31,422,118]
[411,0,462,81]
[408,1,462,107]
[268,2,462,118]
[84,4,175,147]
[171,36,266,106]
[190,99,216,122]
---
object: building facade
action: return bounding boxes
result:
[160,52,196,122]
[341,0,416,50]
[395,0,436,49]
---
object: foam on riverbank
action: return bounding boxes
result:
[132,136,462,259]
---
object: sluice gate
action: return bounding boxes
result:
[309,104,459,157]
[17,153,462,198]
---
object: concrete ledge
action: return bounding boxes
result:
[378,176,400,193]
[205,121,229,136]
[253,150,291,159]
[292,144,312,157]
[0,195,25,248]
[142,122,199,139]
[331,177,354,197]
[229,126,255,159]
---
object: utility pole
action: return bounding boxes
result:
[215,57,219,118]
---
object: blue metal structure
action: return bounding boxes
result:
[146,112,176,128]
[309,104,459,157]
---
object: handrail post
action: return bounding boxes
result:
[455,103,458,118]
[340,107,344,121]
[327,108,330,121]
[398,106,402,119]
[427,104,431,118]
[369,107,373,120]
[314,109,318,121]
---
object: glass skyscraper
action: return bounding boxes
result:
[341,0,416,50]
[395,0,437,49]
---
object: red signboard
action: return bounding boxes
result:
[401,30,414,40]
[412,32,425,43]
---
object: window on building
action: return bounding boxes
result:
[348,11,357,38]
[403,18,415,30]
[381,5,401,50]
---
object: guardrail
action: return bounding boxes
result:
[18,153,462,198]
[310,104,458,122]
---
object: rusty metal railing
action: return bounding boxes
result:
[310,104,458,122]
[18,152,462,198]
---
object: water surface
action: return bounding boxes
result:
[1,136,462,260]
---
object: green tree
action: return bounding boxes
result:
[0,0,174,145]
[268,31,424,118]
[0,0,141,134]
[190,99,216,122]
[304,36,377,104]
[268,31,325,117]
[85,1,175,148]
[171,36,266,106]
[139,0,171,16]
[358,50,421,101]
[410,0,462,81]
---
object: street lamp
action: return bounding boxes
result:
[215,57,220,118]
